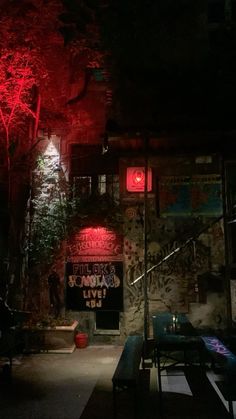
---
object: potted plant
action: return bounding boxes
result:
[22,315,79,353]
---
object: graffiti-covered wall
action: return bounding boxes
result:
[120,154,227,338]
[61,153,227,343]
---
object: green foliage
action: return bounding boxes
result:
[29,200,67,266]
[28,153,76,267]
[27,314,74,328]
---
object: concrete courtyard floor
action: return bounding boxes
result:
[0,345,235,419]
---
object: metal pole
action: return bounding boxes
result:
[143,134,149,341]
[221,155,233,330]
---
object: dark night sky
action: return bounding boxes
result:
[99,0,236,132]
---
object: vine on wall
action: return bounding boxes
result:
[28,149,74,270]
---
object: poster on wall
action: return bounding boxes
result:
[66,227,124,311]
[159,175,222,217]
[191,175,222,216]
[66,261,123,311]
[159,176,191,216]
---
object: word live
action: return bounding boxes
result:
[83,289,107,299]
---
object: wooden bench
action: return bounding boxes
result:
[112,335,144,418]
[201,336,236,418]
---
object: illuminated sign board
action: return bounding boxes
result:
[66,261,123,311]
[126,167,152,192]
[66,227,123,311]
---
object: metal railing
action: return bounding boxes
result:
[131,215,224,286]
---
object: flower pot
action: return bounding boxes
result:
[75,332,88,348]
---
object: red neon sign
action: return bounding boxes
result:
[67,226,123,262]
[126,167,152,192]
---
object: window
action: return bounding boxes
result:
[73,174,120,203]
[70,144,120,203]
[98,174,120,203]
[73,176,91,198]
[95,311,120,335]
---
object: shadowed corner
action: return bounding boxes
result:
[80,368,152,419]
[80,364,232,419]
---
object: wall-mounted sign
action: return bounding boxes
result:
[66,261,123,311]
[126,167,152,192]
[67,227,123,263]
[66,227,123,311]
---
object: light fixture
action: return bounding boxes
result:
[126,166,152,192]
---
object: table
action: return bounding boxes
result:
[152,312,204,409]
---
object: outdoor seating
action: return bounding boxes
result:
[201,335,236,418]
[112,334,144,418]
[152,312,204,410]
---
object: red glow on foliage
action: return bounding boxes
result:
[126,167,152,192]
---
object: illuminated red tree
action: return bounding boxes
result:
[0,50,41,170]
[0,0,106,305]
[0,0,65,302]
[0,0,65,165]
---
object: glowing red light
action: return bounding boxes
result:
[126,167,152,192]
[68,226,123,261]
[133,170,144,184]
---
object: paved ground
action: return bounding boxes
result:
[0,346,121,419]
[0,345,234,419]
